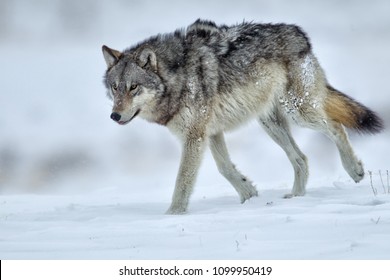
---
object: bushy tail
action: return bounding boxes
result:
[324,85,384,134]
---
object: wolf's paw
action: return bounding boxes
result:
[165,205,187,215]
[283,189,305,199]
[239,184,258,203]
[349,160,364,183]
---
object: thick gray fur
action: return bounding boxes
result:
[102,19,383,214]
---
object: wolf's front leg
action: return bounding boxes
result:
[166,135,206,215]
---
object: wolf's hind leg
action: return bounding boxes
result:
[209,133,258,203]
[258,109,308,197]
[320,121,364,182]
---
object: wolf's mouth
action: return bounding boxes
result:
[118,109,140,125]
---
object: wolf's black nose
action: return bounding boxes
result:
[110,112,121,122]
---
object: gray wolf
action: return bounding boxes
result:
[102,19,383,214]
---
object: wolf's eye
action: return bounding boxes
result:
[130,84,138,91]
[111,83,118,91]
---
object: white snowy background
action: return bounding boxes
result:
[0,0,389,259]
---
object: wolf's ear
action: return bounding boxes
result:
[138,48,157,71]
[102,45,122,68]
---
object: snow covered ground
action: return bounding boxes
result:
[1,0,390,259]
[2,180,390,259]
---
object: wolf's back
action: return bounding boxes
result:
[324,85,384,134]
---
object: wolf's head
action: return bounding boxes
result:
[102,45,164,125]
